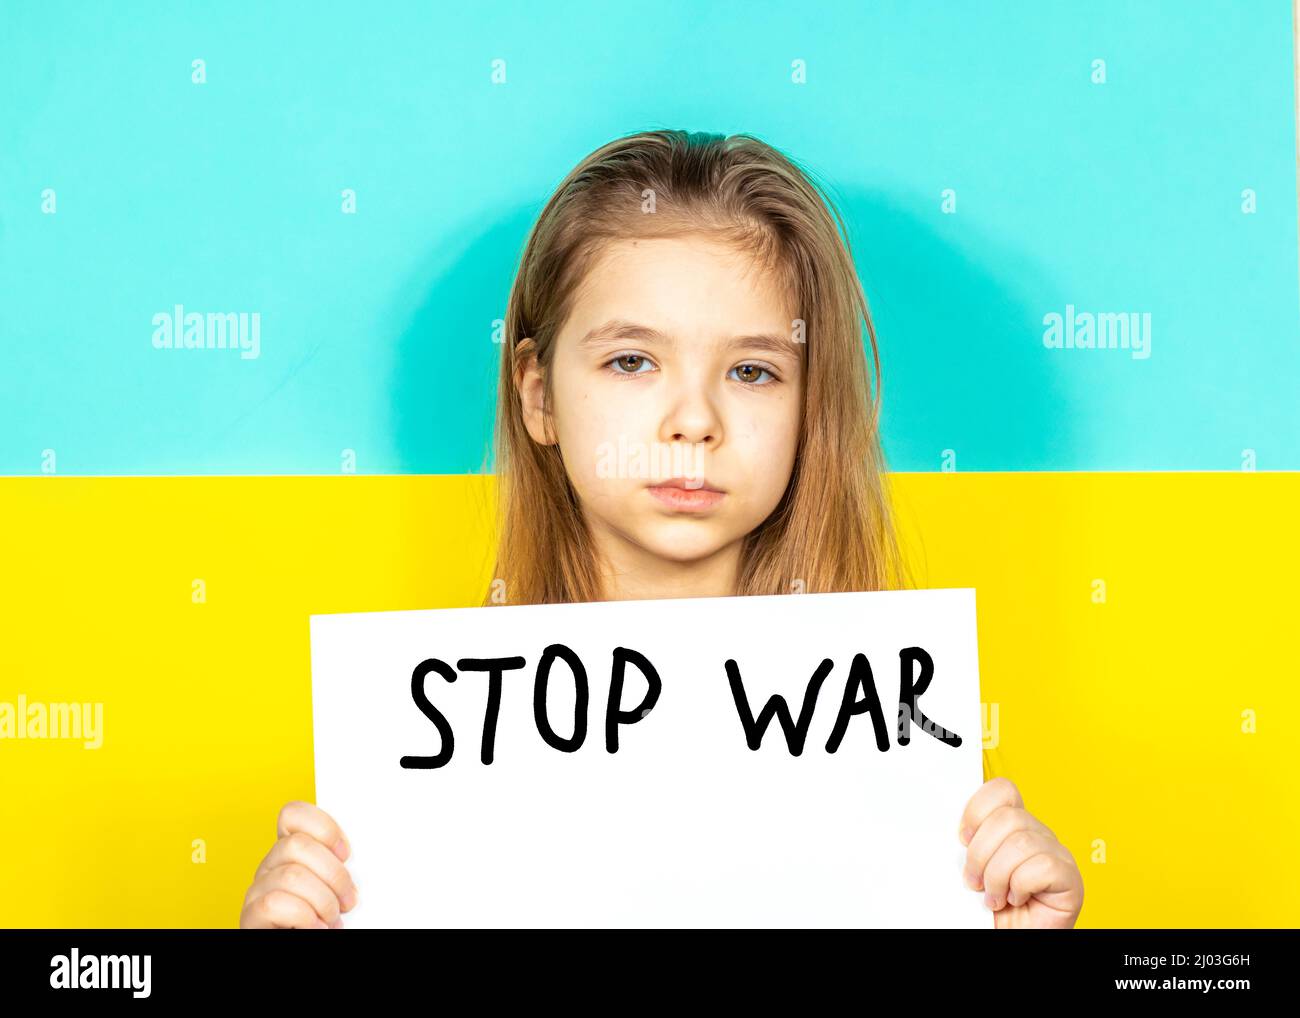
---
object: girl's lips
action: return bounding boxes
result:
[647,484,725,512]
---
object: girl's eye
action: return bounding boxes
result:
[730,362,776,385]
[608,353,655,375]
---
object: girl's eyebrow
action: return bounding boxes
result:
[579,319,669,347]
[579,318,799,362]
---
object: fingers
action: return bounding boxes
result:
[245,862,345,926]
[277,800,350,863]
[962,801,1055,893]
[957,778,1084,926]
[1005,850,1079,911]
[240,889,331,929]
[255,831,358,912]
[979,828,1068,909]
[958,776,1023,847]
[238,801,357,930]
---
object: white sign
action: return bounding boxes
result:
[310,587,988,928]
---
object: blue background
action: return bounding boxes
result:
[2,0,1296,474]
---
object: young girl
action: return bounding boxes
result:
[240,129,1084,929]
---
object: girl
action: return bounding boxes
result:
[241,129,1084,929]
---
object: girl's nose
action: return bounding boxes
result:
[660,387,722,447]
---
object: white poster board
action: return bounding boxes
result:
[310,587,989,928]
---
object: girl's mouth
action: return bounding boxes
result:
[646,478,725,512]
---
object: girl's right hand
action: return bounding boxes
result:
[239,800,358,928]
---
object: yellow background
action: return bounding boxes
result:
[1,472,1296,927]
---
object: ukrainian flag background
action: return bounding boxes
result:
[1,0,1297,927]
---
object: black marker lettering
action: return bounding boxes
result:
[897,647,962,747]
[825,652,891,753]
[534,644,587,753]
[605,646,662,752]
[456,656,527,764]
[725,657,833,755]
[399,658,457,770]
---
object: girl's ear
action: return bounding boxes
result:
[513,337,556,446]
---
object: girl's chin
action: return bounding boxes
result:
[633,525,737,564]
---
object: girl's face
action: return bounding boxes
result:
[518,235,803,584]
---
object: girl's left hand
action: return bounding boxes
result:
[958,776,1084,928]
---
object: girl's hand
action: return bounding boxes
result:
[239,800,358,929]
[958,777,1083,928]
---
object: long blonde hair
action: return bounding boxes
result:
[487,129,906,605]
